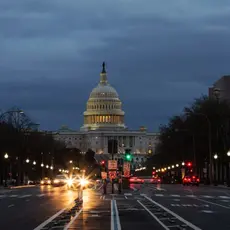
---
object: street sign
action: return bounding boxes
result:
[108,160,117,170]
[109,171,116,180]
[123,162,131,177]
[101,172,107,179]
[123,162,130,171]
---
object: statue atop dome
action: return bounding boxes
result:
[102,62,106,73]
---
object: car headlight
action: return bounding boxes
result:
[40,180,44,184]
[54,179,60,183]
[67,179,73,186]
[47,180,51,184]
[80,178,88,186]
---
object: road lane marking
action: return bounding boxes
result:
[186,195,196,198]
[155,194,164,197]
[37,194,45,197]
[140,193,146,196]
[8,204,14,208]
[143,195,202,230]
[130,186,137,191]
[138,200,170,230]
[33,208,67,230]
[219,196,230,199]
[111,199,121,230]
[63,208,83,230]
[194,198,230,209]
[124,193,132,196]
[170,195,180,197]
[173,199,180,201]
[26,199,30,202]
[200,210,214,213]
[9,195,18,197]
[125,196,127,199]
[201,195,213,198]
[19,195,32,198]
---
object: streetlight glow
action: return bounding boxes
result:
[227,151,230,157]
[41,163,44,167]
[182,162,185,166]
[50,166,53,170]
[69,160,73,164]
[33,161,36,165]
[176,164,179,167]
[46,165,49,168]
[4,153,9,159]
[214,154,218,159]
[26,158,30,163]
[172,165,175,168]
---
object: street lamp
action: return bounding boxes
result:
[46,165,49,169]
[172,165,175,168]
[26,158,30,163]
[69,160,73,164]
[41,163,44,167]
[227,151,230,157]
[214,154,218,160]
[50,166,53,170]
[4,153,9,159]
[176,164,179,167]
[182,162,185,166]
[33,161,36,165]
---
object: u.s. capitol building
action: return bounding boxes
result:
[53,63,159,167]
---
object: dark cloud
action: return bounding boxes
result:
[1,0,230,131]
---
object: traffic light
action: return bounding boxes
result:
[100,160,105,165]
[124,149,132,161]
[187,162,192,167]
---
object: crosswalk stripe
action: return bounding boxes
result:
[124,193,132,196]
[155,194,164,197]
[9,195,18,197]
[170,195,180,197]
[201,195,213,198]
[218,196,230,199]
[37,194,45,197]
[186,195,196,198]
[19,195,32,198]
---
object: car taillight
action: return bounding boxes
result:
[197,178,200,182]
[157,179,161,182]
[184,178,187,181]
[188,178,191,182]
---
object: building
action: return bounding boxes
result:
[209,75,230,101]
[53,63,159,168]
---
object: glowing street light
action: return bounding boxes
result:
[182,162,185,166]
[176,164,179,167]
[4,153,9,159]
[172,165,175,168]
[168,166,171,170]
[214,154,218,160]
[41,163,44,167]
[69,160,73,164]
[26,158,30,163]
[59,169,62,172]
[50,166,53,170]
[33,161,36,165]
[227,151,230,157]
[46,165,49,168]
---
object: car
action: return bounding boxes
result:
[40,177,52,185]
[151,177,161,184]
[129,177,144,184]
[183,175,200,186]
[53,175,66,186]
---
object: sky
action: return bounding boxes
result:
[0,0,230,132]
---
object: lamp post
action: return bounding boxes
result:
[3,153,9,187]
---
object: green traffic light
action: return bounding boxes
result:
[125,154,131,160]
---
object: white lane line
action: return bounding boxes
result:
[125,196,128,199]
[201,195,213,198]
[194,198,230,209]
[9,195,18,198]
[219,196,230,199]
[26,199,30,202]
[8,204,14,208]
[200,210,214,213]
[170,195,180,197]
[19,195,32,198]
[114,200,121,230]
[155,194,164,197]
[124,193,132,196]
[111,199,114,230]
[37,194,45,197]
[0,195,6,198]
[186,195,197,198]
[143,195,202,230]
[138,200,170,230]
[140,194,146,196]
[156,187,166,191]
[63,208,83,230]
[33,208,66,230]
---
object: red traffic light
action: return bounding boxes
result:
[187,162,192,167]
[100,160,105,165]
[152,171,156,175]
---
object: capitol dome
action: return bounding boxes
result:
[81,62,126,131]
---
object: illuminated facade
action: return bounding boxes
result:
[53,63,159,167]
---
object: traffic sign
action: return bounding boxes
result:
[123,162,130,171]
[108,160,117,170]
[109,171,116,180]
